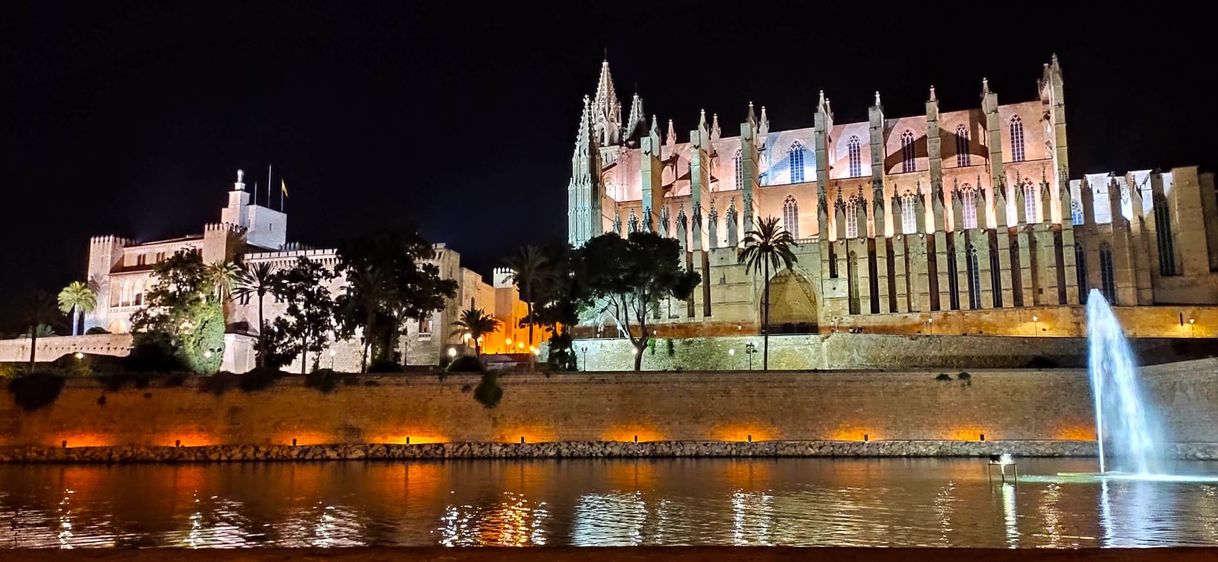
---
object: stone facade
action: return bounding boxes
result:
[568,57,1218,338]
[81,170,536,372]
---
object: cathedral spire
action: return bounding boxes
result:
[746,101,756,127]
[710,113,721,142]
[650,114,659,137]
[666,118,676,147]
[982,77,991,96]
[874,90,882,108]
[758,105,770,140]
[591,59,623,146]
[928,85,937,102]
[624,92,647,141]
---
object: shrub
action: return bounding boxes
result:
[666,339,675,357]
[199,372,238,396]
[238,366,280,392]
[474,373,503,408]
[368,359,405,373]
[957,371,972,380]
[935,373,952,381]
[305,369,345,393]
[446,355,485,373]
[85,327,110,335]
[125,333,185,373]
[8,372,66,412]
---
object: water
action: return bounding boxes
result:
[1086,290,1167,474]
[2,458,1218,548]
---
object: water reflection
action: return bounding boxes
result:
[0,458,1215,548]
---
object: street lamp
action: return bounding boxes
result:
[1032,315,1040,336]
[925,318,933,334]
[329,348,336,369]
[1189,317,1196,337]
[581,346,588,372]
[744,342,758,370]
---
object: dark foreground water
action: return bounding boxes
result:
[1,458,1217,548]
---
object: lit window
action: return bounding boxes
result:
[1010,116,1025,162]
[900,130,915,173]
[1023,181,1038,224]
[845,197,860,238]
[956,124,970,167]
[847,136,862,177]
[789,142,805,183]
[1071,199,1084,225]
[783,195,799,238]
[734,149,744,189]
[960,184,978,229]
[901,192,918,234]
[419,317,432,334]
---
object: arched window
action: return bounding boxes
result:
[1075,242,1088,304]
[1022,181,1038,224]
[133,279,144,306]
[783,195,799,238]
[967,245,981,309]
[955,124,970,167]
[789,142,805,183]
[1071,199,1084,225]
[900,130,915,173]
[733,149,744,190]
[847,136,862,177]
[845,197,860,239]
[901,192,918,234]
[1010,115,1025,162]
[960,184,978,229]
[1099,243,1116,303]
[1154,194,1176,276]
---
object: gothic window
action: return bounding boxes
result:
[961,185,978,229]
[1075,242,1088,304]
[845,197,860,239]
[967,245,981,309]
[133,279,144,306]
[1099,243,1117,303]
[419,316,433,334]
[1023,181,1038,224]
[1010,115,1026,162]
[956,124,970,167]
[734,149,744,189]
[789,142,805,183]
[1071,199,1084,225]
[900,130,915,173]
[847,136,862,177]
[901,192,918,234]
[783,195,799,238]
[1154,194,1176,276]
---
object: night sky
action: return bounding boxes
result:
[3,3,1215,330]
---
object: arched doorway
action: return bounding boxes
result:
[765,269,819,334]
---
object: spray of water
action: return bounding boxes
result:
[1086,289,1166,475]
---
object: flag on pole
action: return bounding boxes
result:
[281,179,289,198]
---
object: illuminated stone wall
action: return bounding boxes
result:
[2,359,1215,449]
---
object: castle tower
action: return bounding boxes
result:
[219,168,286,250]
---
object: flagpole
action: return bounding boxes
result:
[267,164,273,209]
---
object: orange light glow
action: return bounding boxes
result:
[1056,426,1097,441]
[369,433,447,445]
[156,430,220,447]
[53,433,112,448]
[504,426,556,444]
[272,431,332,446]
[601,425,665,443]
[712,425,774,442]
[948,427,990,441]
[830,427,876,441]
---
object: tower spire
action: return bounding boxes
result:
[624,92,646,141]
[592,59,623,145]
[666,118,676,147]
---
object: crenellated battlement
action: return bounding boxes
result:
[204,222,247,234]
[89,235,132,247]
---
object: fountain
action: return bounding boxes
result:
[1085,289,1166,475]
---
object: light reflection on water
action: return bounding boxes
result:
[0,458,1216,548]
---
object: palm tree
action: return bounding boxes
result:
[205,261,243,302]
[503,245,549,358]
[450,307,501,357]
[340,266,394,373]
[20,291,60,373]
[738,216,798,371]
[57,281,97,336]
[233,262,280,367]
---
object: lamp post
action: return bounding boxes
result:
[925,318,933,335]
[1189,317,1196,337]
[329,348,336,370]
[1032,314,1040,336]
[744,342,758,370]
[581,346,588,372]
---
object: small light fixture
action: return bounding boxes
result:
[863,434,869,442]
[1189,318,1196,325]
[74,352,84,360]
[292,438,297,446]
[517,342,524,350]
[980,433,986,442]
[62,440,68,449]
[520,436,526,444]
[329,349,336,357]
[447,347,457,358]
[203,350,213,360]
[747,434,753,442]
[406,436,411,444]
[728,349,736,356]
[634,435,638,443]
[505,338,513,346]
[175,439,181,447]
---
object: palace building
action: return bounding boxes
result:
[567,56,1218,337]
[80,170,536,372]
